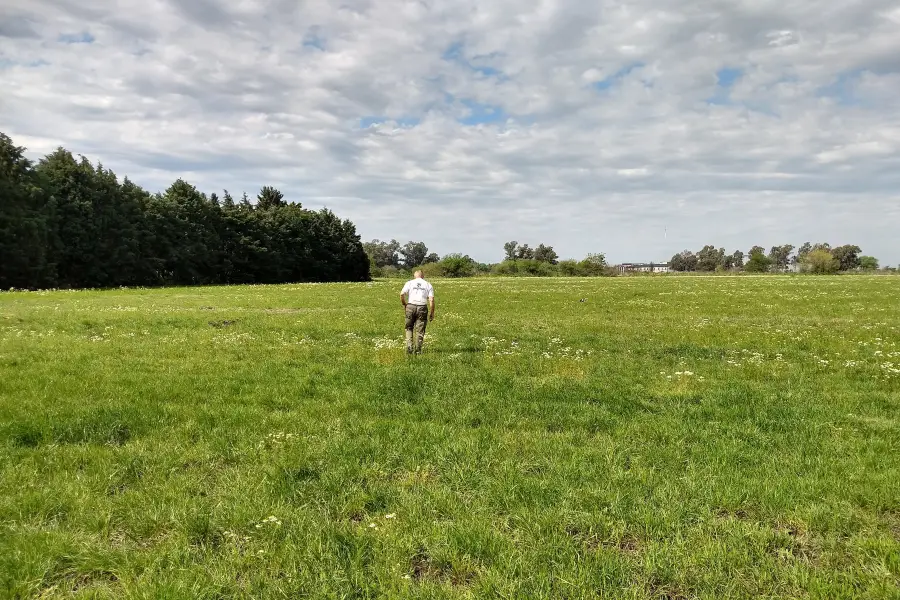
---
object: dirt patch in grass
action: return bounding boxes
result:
[39,557,120,595]
[646,578,691,600]
[713,507,753,521]
[208,320,237,327]
[768,520,819,564]
[409,547,477,587]
[565,524,642,555]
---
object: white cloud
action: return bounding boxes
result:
[1,0,898,264]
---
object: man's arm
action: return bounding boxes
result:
[429,296,436,320]
[400,283,409,307]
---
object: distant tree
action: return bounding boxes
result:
[439,253,477,278]
[859,256,879,270]
[0,133,55,289]
[399,241,428,267]
[558,259,579,276]
[793,242,812,265]
[723,250,744,270]
[831,245,862,271]
[0,131,371,288]
[256,186,286,210]
[696,245,725,272]
[158,178,222,284]
[503,241,518,261]
[363,239,401,268]
[745,246,772,273]
[423,252,440,264]
[578,253,609,276]
[801,249,840,274]
[493,259,555,276]
[533,243,559,265]
[515,243,535,260]
[768,244,795,272]
[37,149,146,288]
[670,250,698,272]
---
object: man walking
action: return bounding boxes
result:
[400,270,435,355]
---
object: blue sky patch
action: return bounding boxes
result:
[707,67,744,105]
[0,58,50,69]
[459,99,508,125]
[816,70,863,106]
[717,67,743,88]
[303,31,325,51]
[359,116,420,129]
[473,65,501,78]
[58,32,95,44]
[593,63,644,91]
[443,42,506,81]
[442,42,463,61]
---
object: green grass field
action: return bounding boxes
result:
[1,276,898,599]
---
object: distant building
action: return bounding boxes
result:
[618,262,671,274]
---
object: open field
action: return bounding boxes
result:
[1,276,899,599]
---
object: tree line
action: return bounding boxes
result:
[670,244,882,274]
[364,238,615,278]
[0,132,370,290]
[367,237,889,280]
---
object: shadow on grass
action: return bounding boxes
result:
[422,347,483,354]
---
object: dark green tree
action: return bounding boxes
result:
[363,239,401,268]
[256,186,286,210]
[670,250,698,272]
[768,245,795,272]
[745,246,772,273]
[578,253,608,276]
[503,241,518,261]
[515,244,535,260]
[859,256,879,270]
[0,133,55,289]
[696,245,725,271]
[439,253,477,277]
[534,244,559,265]
[400,241,429,268]
[0,131,376,289]
[831,245,862,271]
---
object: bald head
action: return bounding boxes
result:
[414,270,423,278]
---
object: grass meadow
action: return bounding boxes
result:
[1,276,898,599]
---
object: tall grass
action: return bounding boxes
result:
[1,277,898,599]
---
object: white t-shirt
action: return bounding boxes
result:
[401,278,434,306]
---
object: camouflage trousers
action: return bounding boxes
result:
[404,303,429,354]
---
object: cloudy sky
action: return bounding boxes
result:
[2,0,899,264]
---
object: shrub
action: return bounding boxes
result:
[801,249,840,274]
[491,261,519,276]
[558,260,579,276]
[491,260,557,277]
[745,252,772,273]
[380,265,405,279]
[439,254,477,278]
[418,262,444,279]
[577,253,610,276]
[859,256,879,271]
